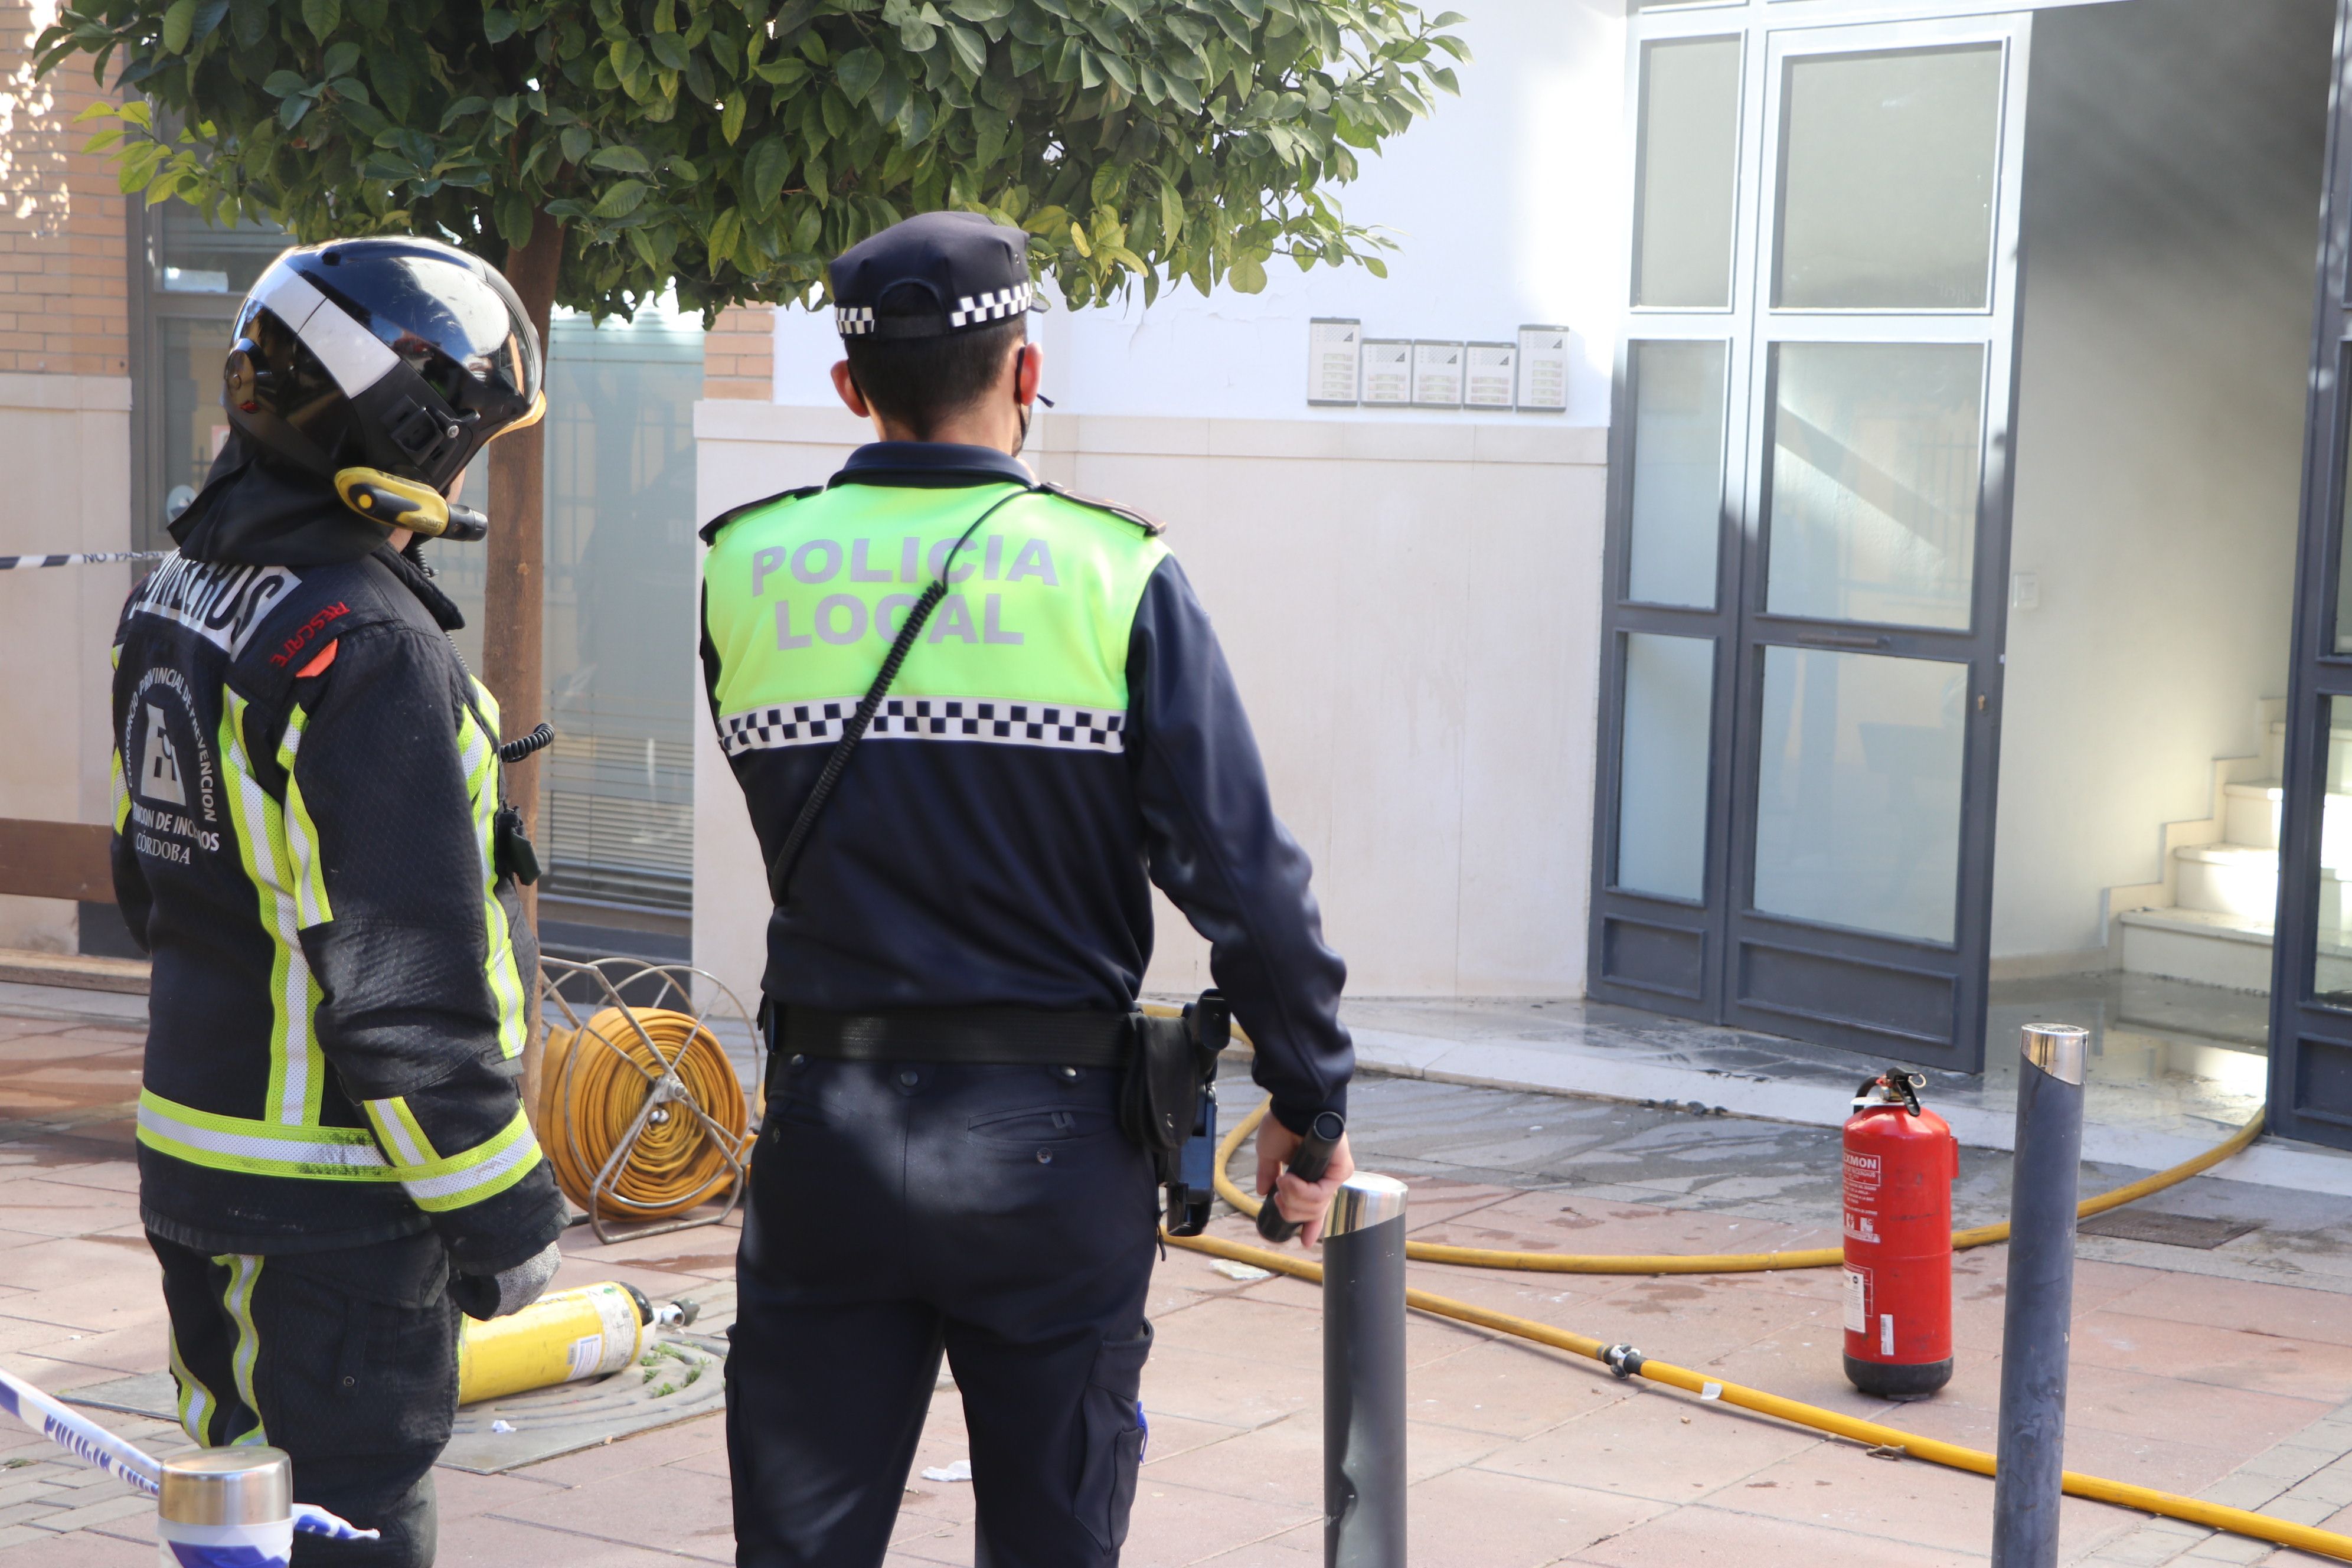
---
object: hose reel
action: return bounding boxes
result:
[535,958,764,1242]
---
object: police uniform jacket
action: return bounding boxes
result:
[700,442,1351,1132]
[110,445,566,1268]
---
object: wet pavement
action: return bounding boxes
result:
[6,985,2352,1566]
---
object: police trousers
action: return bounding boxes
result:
[151,1230,459,1568]
[726,1057,1160,1568]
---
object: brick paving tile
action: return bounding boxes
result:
[439,1513,707,1568]
[1570,1501,1987,1567]
[2069,1311,2352,1404]
[1117,1476,1320,1567]
[1398,1337,1631,1441]
[491,1459,736,1563]
[508,1417,729,1488]
[1475,1385,1822,1502]
[19,1496,151,1536]
[1404,1464,1669,1567]
[2096,1275,2352,1352]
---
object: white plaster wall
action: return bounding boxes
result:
[767,0,1629,429]
[0,374,134,951]
[1991,0,2333,962]
[691,401,1606,1007]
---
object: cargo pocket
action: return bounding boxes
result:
[1073,1321,1154,1553]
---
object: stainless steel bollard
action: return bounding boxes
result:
[1324,1171,1409,1568]
[1990,1023,2089,1568]
[157,1447,295,1568]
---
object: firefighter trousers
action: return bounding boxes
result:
[726,1056,1160,1568]
[150,1230,460,1568]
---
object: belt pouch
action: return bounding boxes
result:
[1119,1014,1195,1176]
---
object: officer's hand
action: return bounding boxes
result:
[1255,1120,1357,1248]
[452,1240,564,1321]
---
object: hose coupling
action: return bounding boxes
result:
[1602,1343,1645,1380]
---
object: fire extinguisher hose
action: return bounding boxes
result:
[1212,1099,2267,1273]
[1163,1226,2352,1562]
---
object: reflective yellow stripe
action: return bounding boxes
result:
[214,1255,266,1446]
[137,1089,398,1181]
[458,690,528,1061]
[275,707,332,929]
[109,749,128,833]
[362,1096,440,1168]
[368,1104,541,1213]
[220,694,324,1126]
[168,1329,214,1447]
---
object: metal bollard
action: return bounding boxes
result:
[158,1447,296,1568]
[1324,1171,1409,1568]
[1990,1023,2089,1568]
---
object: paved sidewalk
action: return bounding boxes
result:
[8,993,2352,1565]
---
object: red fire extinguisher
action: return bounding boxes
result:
[1842,1067,1956,1397]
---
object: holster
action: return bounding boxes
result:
[1119,1011,1197,1179]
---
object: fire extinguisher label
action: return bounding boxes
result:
[1881,1314,1896,1357]
[1843,1268,1867,1333]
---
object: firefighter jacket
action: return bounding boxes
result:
[699,442,1353,1133]
[110,450,566,1269]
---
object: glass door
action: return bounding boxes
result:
[2268,0,2352,1149]
[1591,11,2030,1072]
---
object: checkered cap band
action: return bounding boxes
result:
[720,695,1126,756]
[836,305,877,337]
[949,283,1033,329]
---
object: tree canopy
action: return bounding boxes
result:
[39,0,1466,319]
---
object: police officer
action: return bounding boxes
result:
[703,211,1356,1566]
[110,236,569,1567]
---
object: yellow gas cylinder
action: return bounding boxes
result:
[457,1282,651,1406]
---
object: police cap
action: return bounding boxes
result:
[831,211,1035,342]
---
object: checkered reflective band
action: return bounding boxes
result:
[949,283,1033,328]
[836,304,877,336]
[721,695,1126,756]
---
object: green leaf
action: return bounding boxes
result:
[229,0,270,46]
[321,41,361,79]
[649,31,691,71]
[721,91,748,144]
[1230,252,1266,292]
[278,94,313,129]
[588,144,654,173]
[442,95,491,129]
[834,45,884,104]
[593,178,649,218]
[707,206,743,266]
[482,7,518,41]
[300,0,339,40]
[160,0,197,53]
[495,190,537,250]
[744,136,792,207]
[946,22,988,74]
[561,123,594,163]
[262,68,308,97]
[1427,64,1456,95]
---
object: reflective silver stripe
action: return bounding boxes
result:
[401,1133,538,1203]
[718,695,1127,756]
[251,269,398,396]
[138,1100,391,1171]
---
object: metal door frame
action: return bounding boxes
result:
[1590,8,2033,1073]
[2267,0,2352,1149]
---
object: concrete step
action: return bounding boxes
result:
[2118,906,2275,993]
[2175,842,2282,919]
[2224,779,2285,850]
[0,948,149,995]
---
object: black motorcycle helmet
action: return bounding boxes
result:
[224,235,544,539]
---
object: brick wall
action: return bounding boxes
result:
[0,2,128,377]
[702,303,772,400]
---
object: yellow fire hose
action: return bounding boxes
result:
[1187,1070,2340,1556]
[1215,1099,2268,1272]
[540,1007,756,1220]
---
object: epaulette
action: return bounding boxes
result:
[698,486,822,545]
[1035,481,1165,537]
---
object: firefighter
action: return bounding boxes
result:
[110,236,569,1567]
[702,210,1357,1566]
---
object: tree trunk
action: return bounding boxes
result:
[487,209,563,1128]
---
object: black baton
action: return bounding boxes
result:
[1256,1110,1346,1243]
